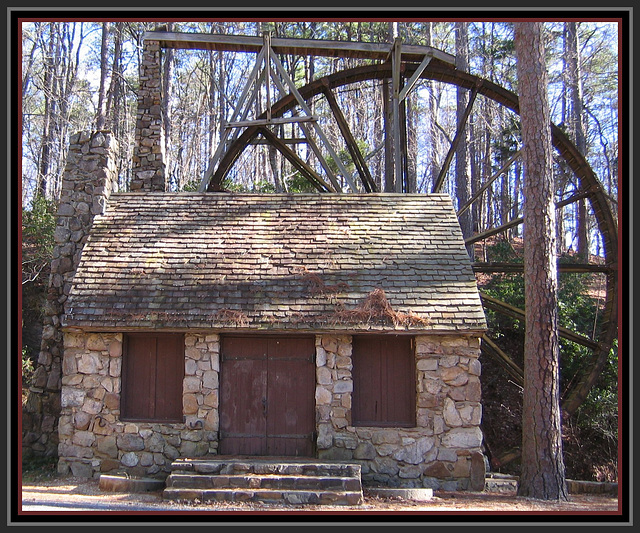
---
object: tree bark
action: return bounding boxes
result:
[455,22,473,256]
[95,22,110,130]
[566,22,589,259]
[514,21,569,501]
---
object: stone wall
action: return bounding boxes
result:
[315,334,486,491]
[57,332,219,478]
[58,330,484,490]
[131,39,166,192]
[23,131,118,460]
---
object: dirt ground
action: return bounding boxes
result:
[17,476,623,523]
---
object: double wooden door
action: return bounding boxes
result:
[219,335,316,457]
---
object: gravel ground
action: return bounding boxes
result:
[15,476,624,525]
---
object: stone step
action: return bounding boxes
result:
[169,457,362,478]
[163,487,363,506]
[163,457,364,506]
[166,472,362,491]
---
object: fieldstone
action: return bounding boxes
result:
[183,376,201,393]
[73,411,92,430]
[97,436,118,458]
[321,336,338,353]
[86,334,107,351]
[354,442,377,460]
[316,366,332,385]
[392,437,434,464]
[315,346,327,367]
[77,353,102,374]
[183,394,198,414]
[443,397,463,427]
[423,461,453,478]
[70,461,94,479]
[202,370,218,389]
[61,387,85,408]
[117,434,145,452]
[470,451,486,491]
[108,340,122,357]
[333,379,353,394]
[121,452,139,467]
[316,423,333,449]
[441,427,483,449]
[440,366,468,386]
[315,386,332,405]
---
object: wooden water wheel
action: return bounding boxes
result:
[154,31,618,433]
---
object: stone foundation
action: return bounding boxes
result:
[58,331,484,489]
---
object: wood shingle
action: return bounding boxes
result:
[63,193,487,333]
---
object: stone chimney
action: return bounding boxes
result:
[131,39,167,191]
[22,131,118,459]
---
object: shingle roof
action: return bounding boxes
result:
[63,193,487,333]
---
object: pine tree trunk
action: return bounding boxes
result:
[95,22,109,130]
[514,21,569,501]
[567,22,589,259]
[455,22,473,255]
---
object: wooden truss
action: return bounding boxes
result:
[143,30,456,194]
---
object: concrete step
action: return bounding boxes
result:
[163,456,364,506]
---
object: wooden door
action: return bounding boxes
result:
[219,335,315,456]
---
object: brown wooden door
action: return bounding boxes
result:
[219,335,316,456]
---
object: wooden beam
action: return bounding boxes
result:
[432,84,479,193]
[392,38,403,193]
[198,47,267,192]
[226,116,318,129]
[143,31,457,65]
[257,127,335,192]
[466,194,595,245]
[398,53,432,101]
[250,137,308,145]
[320,83,377,192]
[472,262,611,274]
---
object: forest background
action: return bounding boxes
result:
[19,18,621,483]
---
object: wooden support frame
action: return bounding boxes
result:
[392,38,403,193]
[143,31,457,65]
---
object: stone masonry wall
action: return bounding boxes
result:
[131,39,166,192]
[58,332,219,479]
[58,329,484,489]
[315,334,486,491]
[23,131,118,460]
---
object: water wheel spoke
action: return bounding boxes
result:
[481,334,524,385]
[479,292,599,350]
[257,127,334,192]
[457,150,521,217]
[320,82,377,192]
[432,84,479,193]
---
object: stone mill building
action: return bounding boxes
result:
[23,34,489,496]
